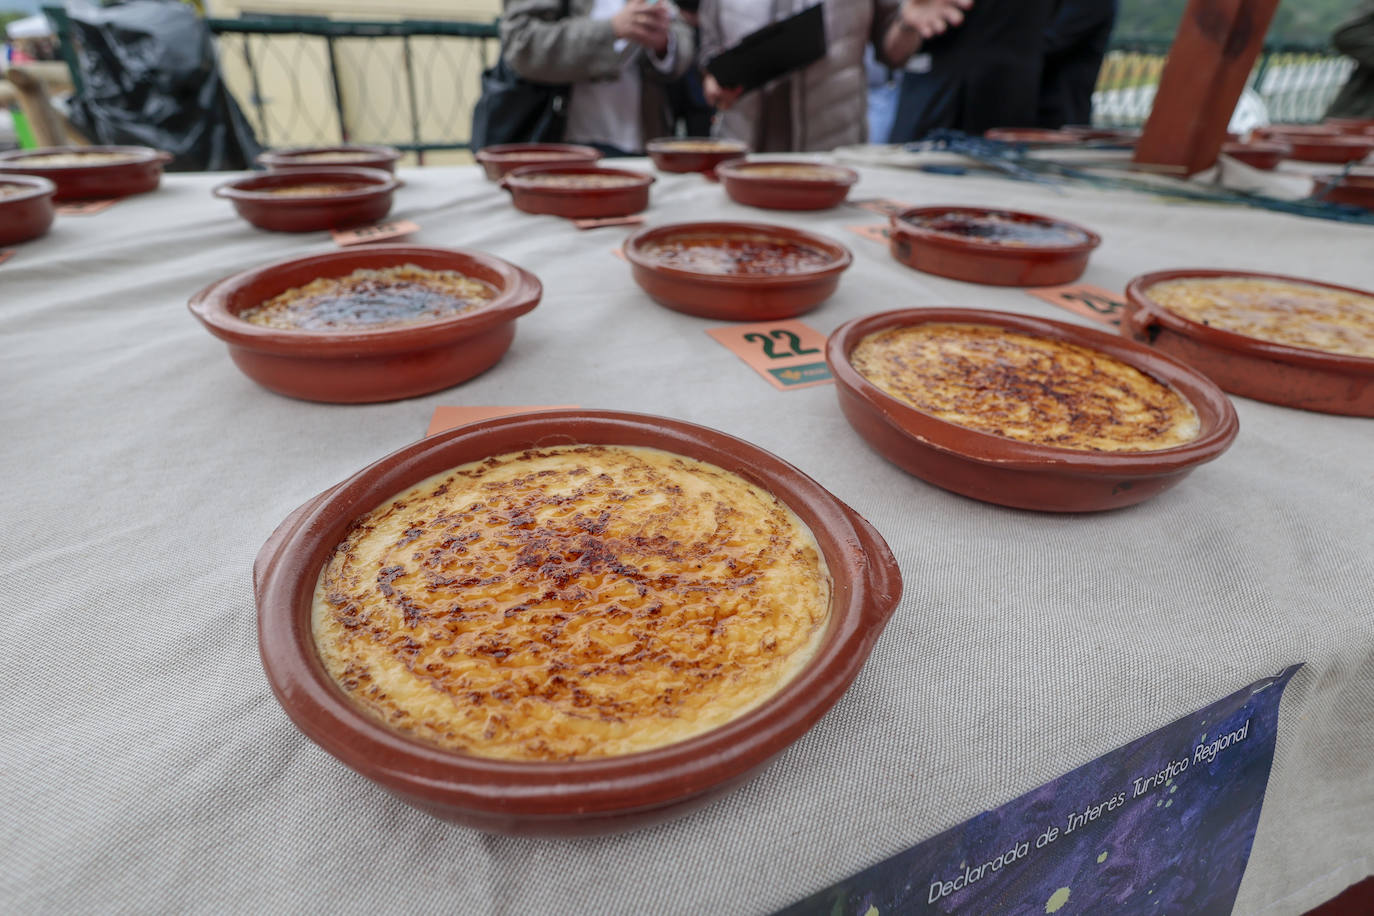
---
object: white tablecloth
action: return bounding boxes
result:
[2,160,1371,915]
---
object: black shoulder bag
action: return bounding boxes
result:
[471,3,573,149]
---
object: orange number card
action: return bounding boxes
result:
[707,320,832,390]
[845,224,891,245]
[848,197,911,218]
[332,220,420,247]
[572,215,644,230]
[1026,284,1128,327]
[427,405,579,437]
[0,249,14,267]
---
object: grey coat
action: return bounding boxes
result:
[501,0,696,146]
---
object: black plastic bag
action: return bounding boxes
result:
[470,0,571,150]
[64,0,261,171]
[470,56,569,150]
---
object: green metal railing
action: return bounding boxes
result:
[37,12,1355,154]
[41,8,500,159]
[206,16,499,158]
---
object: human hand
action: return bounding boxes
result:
[612,0,672,54]
[898,0,973,40]
[702,72,743,111]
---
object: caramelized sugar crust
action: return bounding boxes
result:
[1147,277,1374,358]
[850,323,1200,452]
[254,183,373,197]
[904,211,1089,247]
[239,265,495,331]
[284,151,379,163]
[656,140,744,152]
[514,173,644,188]
[641,235,834,275]
[737,164,849,181]
[14,151,140,165]
[312,445,831,760]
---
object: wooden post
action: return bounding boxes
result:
[5,65,84,148]
[1133,0,1282,176]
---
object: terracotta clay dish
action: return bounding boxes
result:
[213,167,401,232]
[715,159,859,210]
[1312,171,1374,210]
[1061,126,1140,144]
[1124,269,1374,416]
[645,136,749,173]
[475,142,602,180]
[1252,124,1341,139]
[0,145,170,201]
[1282,135,1374,164]
[500,164,654,219]
[253,409,900,836]
[828,308,1238,512]
[1325,117,1374,137]
[888,206,1101,287]
[1222,140,1290,170]
[624,220,853,320]
[1251,126,1373,164]
[257,144,402,173]
[187,244,541,402]
[0,175,56,246]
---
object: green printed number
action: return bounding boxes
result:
[1065,292,1125,322]
[743,329,821,360]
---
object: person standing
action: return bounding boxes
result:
[500,0,696,155]
[887,0,1056,142]
[697,0,972,152]
[1037,0,1117,129]
[1325,1,1374,120]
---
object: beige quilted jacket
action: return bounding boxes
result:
[699,0,902,151]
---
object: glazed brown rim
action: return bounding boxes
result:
[1060,126,1141,142]
[187,244,542,355]
[1323,118,1374,137]
[255,410,900,818]
[1222,140,1291,156]
[1253,128,1374,153]
[1125,269,1374,373]
[984,127,1085,144]
[645,136,749,154]
[0,144,172,169]
[212,166,401,203]
[623,220,854,286]
[1254,124,1347,138]
[0,173,57,202]
[828,308,1239,473]
[715,158,860,188]
[256,145,402,168]
[889,206,1103,258]
[475,142,602,164]
[499,163,656,193]
[1288,136,1374,152]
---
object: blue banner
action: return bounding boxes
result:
[778,665,1301,916]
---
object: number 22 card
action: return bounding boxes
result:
[706,320,833,391]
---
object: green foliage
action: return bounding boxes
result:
[1115,0,1355,47]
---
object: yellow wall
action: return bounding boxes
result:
[208,0,502,164]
